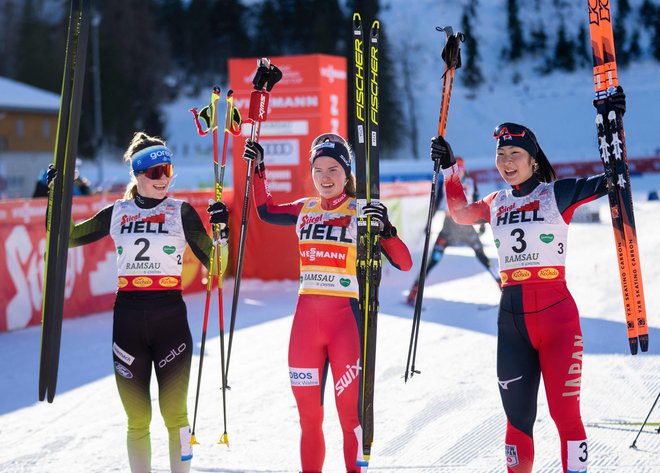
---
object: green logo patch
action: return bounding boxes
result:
[340,278,351,287]
[163,245,176,255]
[494,239,500,248]
[117,246,123,255]
[539,234,554,244]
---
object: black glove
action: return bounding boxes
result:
[46,164,57,188]
[207,201,229,243]
[594,85,626,116]
[362,202,397,239]
[243,139,265,177]
[430,135,455,169]
[609,85,626,117]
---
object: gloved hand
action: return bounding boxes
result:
[609,85,626,116]
[46,164,57,188]
[430,135,455,169]
[243,139,265,177]
[594,85,626,116]
[362,202,397,239]
[207,200,229,245]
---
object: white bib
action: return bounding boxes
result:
[109,198,186,290]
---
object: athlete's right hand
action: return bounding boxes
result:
[430,135,455,169]
[243,139,265,177]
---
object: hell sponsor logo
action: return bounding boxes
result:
[289,367,319,387]
[335,358,361,396]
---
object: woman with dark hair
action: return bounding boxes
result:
[429,92,625,473]
[47,131,229,473]
[244,133,412,473]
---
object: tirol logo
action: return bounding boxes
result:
[538,267,560,280]
[132,277,153,288]
[163,245,176,255]
[117,277,129,288]
[494,239,500,248]
[340,278,351,287]
[512,269,532,281]
[539,233,555,243]
[117,246,123,255]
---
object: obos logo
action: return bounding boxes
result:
[114,361,133,379]
[512,269,531,281]
[538,268,559,279]
[289,367,319,387]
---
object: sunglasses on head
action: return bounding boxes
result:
[493,123,528,140]
[135,164,173,180]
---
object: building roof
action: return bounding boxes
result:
[0,76,60,113]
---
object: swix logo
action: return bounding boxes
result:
[335,358,361,396]
[299,214,324,230]
[258,93,267,120]
[562,335,583,399]
[158,343,187,368]
[588,0,611,26]
[320,64,346,83]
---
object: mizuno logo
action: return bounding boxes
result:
[498,375,523,390]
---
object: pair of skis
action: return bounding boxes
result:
[352,13,381,468]
[39,0,91,403]
[189,86,242,445]
[587,0,649,354]
[404,28,464,382]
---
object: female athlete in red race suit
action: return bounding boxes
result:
[245,134,412,473]
[428,93,625,473]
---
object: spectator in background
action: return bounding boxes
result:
[33,159,91,197]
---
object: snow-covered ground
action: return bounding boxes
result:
[1,197,659,473]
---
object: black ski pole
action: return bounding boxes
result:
[630,391,660,449]
[405,26,463,382]
[225,58,282,382]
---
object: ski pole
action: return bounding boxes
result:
[225,58,282,382]
[405,27,464,382]
[630,391,660,448]
[188,87,224,444]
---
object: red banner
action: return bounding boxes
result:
[0,190,231,333]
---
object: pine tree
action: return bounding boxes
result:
[528,23,547,54]
[576,24,591,68]
[251,0,286,57]
[640,0,660,60]
[553,21,575,71]
[460,0,482,90]
[614,0,631,65]
[503,0,525,60]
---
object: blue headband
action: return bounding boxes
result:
[131,145,173,172]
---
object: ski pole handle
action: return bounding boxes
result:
[248,90,269,123]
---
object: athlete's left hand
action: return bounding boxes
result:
[362,202,397,239]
